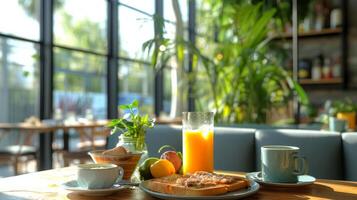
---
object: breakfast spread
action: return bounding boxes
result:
[142,171,249,196]
[137,145,250,196]
[90,144,252,197]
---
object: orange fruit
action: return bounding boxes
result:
[139,157,159,180]
[150,159,176,178]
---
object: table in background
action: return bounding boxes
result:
[0,120,109,170]
[0,168,356,200]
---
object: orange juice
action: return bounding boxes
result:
[183,130,214,175]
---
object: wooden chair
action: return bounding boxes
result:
[61,127,110,167]
[0,129,37,175]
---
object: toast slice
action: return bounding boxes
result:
[142,171,249,196]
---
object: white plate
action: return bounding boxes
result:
[246,172,316,187]
[61,180,126,196]
[139,179,260,200]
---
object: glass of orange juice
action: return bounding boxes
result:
[182,112,214,175]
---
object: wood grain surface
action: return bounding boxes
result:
[0,167,356,200]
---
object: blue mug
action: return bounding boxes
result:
[261,145,307,183]
[77,163,124,189]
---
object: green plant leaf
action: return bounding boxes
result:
[292,80,309,106]
[132,99,139,108]
[109,100,154,138]
[119,104,130,110]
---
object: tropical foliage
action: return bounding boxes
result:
[145,0,309,124]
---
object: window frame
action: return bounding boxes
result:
[0,0,196,169]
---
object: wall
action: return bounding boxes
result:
[348,0,357,88]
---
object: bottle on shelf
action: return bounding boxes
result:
[322,57,332,79]
[314,0,331,31]
[311,58,322,80]
[301,3,314,33]
[298,59,312,79]
[330,8,342,28]
[332,56,341,78]
[302,14,313,33]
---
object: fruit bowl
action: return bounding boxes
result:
[88,150,142,180]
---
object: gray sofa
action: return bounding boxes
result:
[144,125,357,181]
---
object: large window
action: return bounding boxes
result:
[0,0,40,123]
[53,0,107,119]
[53,48,107,119]
[54,0,107,53]
[118,5,154,61]
[194,0,216,111]
[0,38,40,122]
[0,0,192,122]
[118,61,154,115]
[161,1,189,117]
[118,1,156,115]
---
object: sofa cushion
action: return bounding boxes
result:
[213,127,255,172]
[255,129,343,180]
[146,125,182,158]
[146,125,256,172]
[342,133,357,181]
[107,131,119,149]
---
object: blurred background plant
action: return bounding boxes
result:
[330,98,357,114]
[144,0,309,124]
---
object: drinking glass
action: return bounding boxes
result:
[182,112,214,175]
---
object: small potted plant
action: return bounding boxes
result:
[108,100,155,153]
[332,99,356,131]
[107,100,155,182]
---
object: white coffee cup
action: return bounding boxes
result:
[77,163,124,189]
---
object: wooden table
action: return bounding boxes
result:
[0,121,109,170]
[0,167,356,200]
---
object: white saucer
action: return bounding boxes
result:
[246,172,316,187]
[61,180,126,196]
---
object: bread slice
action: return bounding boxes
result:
[102,146,127,156]
[142,172,249,196]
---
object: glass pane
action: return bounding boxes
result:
[162,63,187,118]
[54,48,107,119]
[54,0,107,53]
[163,22,189,42]
[164,22,176,40]
[164,0,188,25]
[194,60,212,112]
[118,61,154,116]
[0,0,40,41]
[119,0,154,15]
[163,68,172,116]
[0,37,40,122]
[119,6,154,61]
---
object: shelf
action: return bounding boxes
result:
[272,28,343,40]
[299,78,343,85]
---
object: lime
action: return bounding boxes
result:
[139,157,159,180]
